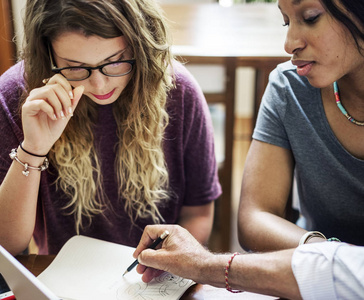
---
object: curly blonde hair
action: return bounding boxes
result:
[21,0,173,233]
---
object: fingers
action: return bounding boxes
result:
[134,225,171,259]
[71,85,85,110]
[141,267,165,283]
[42,74,74,119]
[136,251,166,283]
[45,75,74,99]
[26,74,84,120]
[22,99,60,121]
[137,248,165,269]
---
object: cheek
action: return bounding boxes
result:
[115,74,132,90]
[313,34,336,58]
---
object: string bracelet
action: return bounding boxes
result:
[224,252,243,293]
[9,148,49,176]
[19,142,48,158]
[299,231,327,245]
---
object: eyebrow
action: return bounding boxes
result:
[278,0,303,10]
[57,48,128,65]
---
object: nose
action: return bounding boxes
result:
[87,69,108,89]
[284,24,306,55]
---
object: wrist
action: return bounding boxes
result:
[197,254,231,288]
[10,147,49,176]
[299,231,326,245]
[21,141,50,157]
[224,252,243,293]
[304,236,326,244]
[17,146,46,165]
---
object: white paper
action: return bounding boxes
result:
[38,236,194,300]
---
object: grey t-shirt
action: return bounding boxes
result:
[253,61,364,245]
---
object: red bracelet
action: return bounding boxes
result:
[224,252,243,293]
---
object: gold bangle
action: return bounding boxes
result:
[9,148,49,176]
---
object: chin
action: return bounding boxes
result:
[305,76,333,89]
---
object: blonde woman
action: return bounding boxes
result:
[0,0,220,255]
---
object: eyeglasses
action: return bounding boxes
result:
[48,45,136,81]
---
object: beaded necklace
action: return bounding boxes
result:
[333,81,364,126]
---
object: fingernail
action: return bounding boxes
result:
[68,107,73,116]
[53,114,57,120]
[60,111,66,119]
[69,91,74,99]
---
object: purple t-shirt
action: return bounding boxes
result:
[0,61,221,254]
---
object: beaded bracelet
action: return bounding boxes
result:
[328,237,341,242]
[224,252,243,293]
[9,148,49,176]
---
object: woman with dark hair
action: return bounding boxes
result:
[132,1,364,298]
[238,0,364,250]
[0,0,220,255]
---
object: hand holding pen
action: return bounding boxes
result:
[123,230,170,276]
[133,225,212,284]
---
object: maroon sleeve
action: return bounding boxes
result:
[164,61,222,207]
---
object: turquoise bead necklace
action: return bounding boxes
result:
[333,81,364,126]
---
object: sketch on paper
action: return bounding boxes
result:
[116,272,192,300]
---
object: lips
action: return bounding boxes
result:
[91,88,116,100]
[291,60,314,77]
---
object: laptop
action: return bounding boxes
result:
[0,245,60,300]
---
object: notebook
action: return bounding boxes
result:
[37,235,195,300]
[0,245,60,300]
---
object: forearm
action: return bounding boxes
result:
[178,203,214,245]
[137,225,301,299]
[238,210,307,252]
[178,216,212,245]
[199,250,301,299]
[0,148,42,254]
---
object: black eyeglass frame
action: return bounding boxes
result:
[47,45,136,81]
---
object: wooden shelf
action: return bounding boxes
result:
[0,0,16,75]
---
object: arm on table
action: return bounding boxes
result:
[134,224,301,300]
[135,225,364,300]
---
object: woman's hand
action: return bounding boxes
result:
[21,74,84,155]
[134,225,213,283]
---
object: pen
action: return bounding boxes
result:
[123,230,169,276]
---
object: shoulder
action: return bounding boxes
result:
[0,62,25,147]
[270,61,313,94]
[170,60,204,97]
[263,61,319,112]
[0,61,26,91]
[0,61,26,109]
[167,60,206,112]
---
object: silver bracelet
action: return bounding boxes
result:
[299,231,327,246]
[9,148,49,176]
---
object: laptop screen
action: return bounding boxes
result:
[0,245,60,300]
